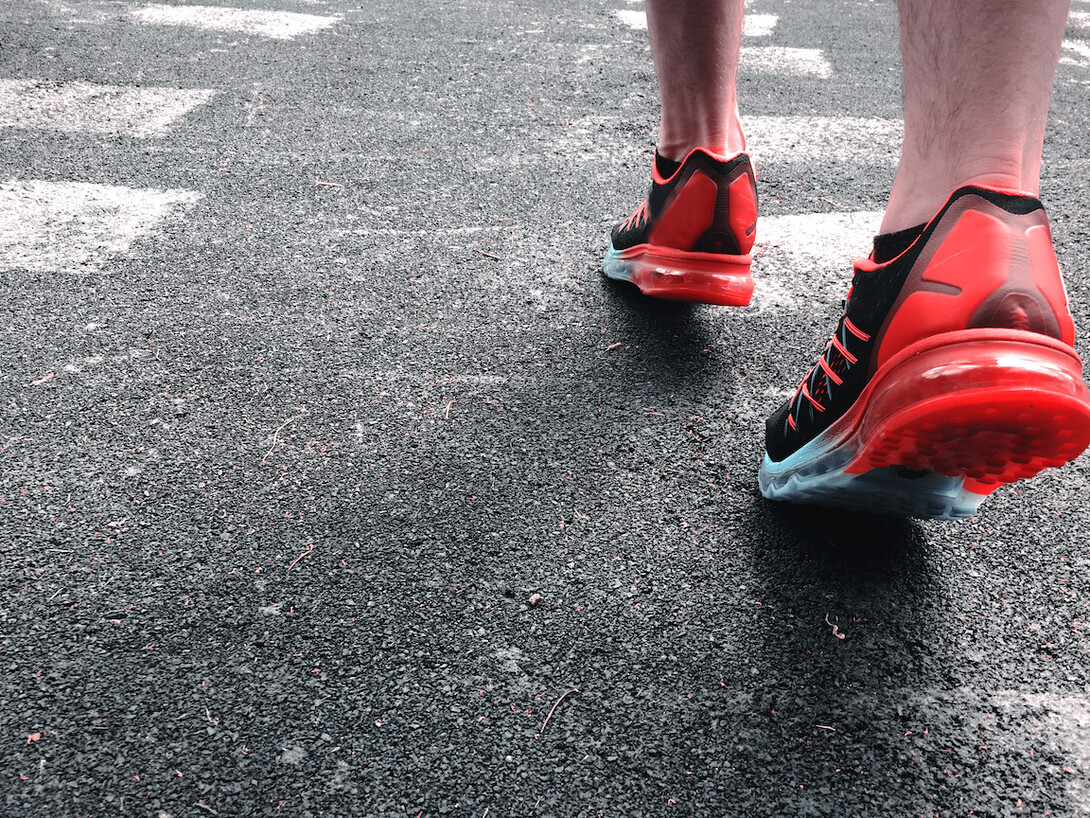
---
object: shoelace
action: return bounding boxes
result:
[786,300,871,432]
[622,200,649,234]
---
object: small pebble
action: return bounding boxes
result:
[528,593,542,606]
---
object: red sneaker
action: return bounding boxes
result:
[760,185,1090,519]
[604,148,758,306]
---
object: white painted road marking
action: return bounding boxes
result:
[741,47,831,77]
[743,14,779,37]
[758,211,883,269]
[0,79,214,138]
[131,4,341,39]
[0,180,202,274]
[612,11,779,38]
[1061,39,1090,67]
[750,211,884,311]
[612,9,647,30]
[483,115,901,168]
[743,115,902,163]
[353,226,512,237]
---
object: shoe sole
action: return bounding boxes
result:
[604,245,754,307]
[759,329,1090,519]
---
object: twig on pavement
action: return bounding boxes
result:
[262,407,308,466]
[541,688,578,735]
[288,542,314,571]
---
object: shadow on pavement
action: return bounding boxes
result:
[751,498,933,584]
[592,277,738,408]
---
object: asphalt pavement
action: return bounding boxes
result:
[3,0,1090,816]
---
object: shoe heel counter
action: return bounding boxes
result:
[875,202,1075,370]
[969,212,1075,345]
[646,167,719,251]
[644,150,757,256]
[727,163,758,254]
[1025,221,1075,344]
[692,156,757,256]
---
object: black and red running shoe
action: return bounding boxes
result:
[759,184,1090,519]
[604,148,758,306]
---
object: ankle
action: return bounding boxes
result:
[882,155,1038,234]
[657,110,746,163]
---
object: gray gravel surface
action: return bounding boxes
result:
[3,0,1090,816]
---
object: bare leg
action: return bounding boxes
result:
[881,0,1071,233]
[646,0,747,160]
